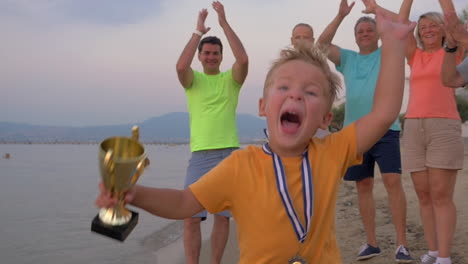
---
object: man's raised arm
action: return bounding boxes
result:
[176,9,211,88]
[213,1,248,85]
[317,0,355,66]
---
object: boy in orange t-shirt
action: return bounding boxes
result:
[95,13,415,263]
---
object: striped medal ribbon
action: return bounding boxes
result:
[263,143,313,264]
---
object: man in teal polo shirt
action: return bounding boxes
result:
[175,1,248,264]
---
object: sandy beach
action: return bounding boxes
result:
[154,147,468,264]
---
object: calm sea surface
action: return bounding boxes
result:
[0,144,192,264]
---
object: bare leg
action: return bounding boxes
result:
[356,177,378,247]
[210,215,229,264]
[184,217,202,264]
[428,168,457,258]
[382,172,408,246]
[411,170,438,251]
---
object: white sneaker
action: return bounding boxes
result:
[420,254,437,264]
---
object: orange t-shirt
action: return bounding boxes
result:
[190,124,362,263]
[406,48,461,120]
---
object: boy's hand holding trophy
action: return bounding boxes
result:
[91,126,147,241]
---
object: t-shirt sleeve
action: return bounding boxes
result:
[225,69,242,89]
[189,150,240,214]
[335,48,351,73]
[186,70,201,90]
[323,123,363,173]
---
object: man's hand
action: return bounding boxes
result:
[339,0,355,18]
[196,8,211,34]
[361,0,377,14]
[212,1,228,27]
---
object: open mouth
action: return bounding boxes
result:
[280,111,302,134]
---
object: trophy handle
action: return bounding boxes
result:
[103,150,115,192]
[103,150,115,173]
[131,159,145,185]
[131,126,139,141]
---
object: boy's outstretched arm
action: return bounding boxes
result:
[355,13,416,156]
[131,186,204,219]
[317,0,355,65]
[213,1,248,85]
[96,183,204,220]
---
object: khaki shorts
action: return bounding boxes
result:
[402,118,464,172]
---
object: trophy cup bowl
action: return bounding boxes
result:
[91,126,146,241]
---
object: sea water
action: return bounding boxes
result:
[0,144,190,264]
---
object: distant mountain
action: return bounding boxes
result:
[0,112,266,143]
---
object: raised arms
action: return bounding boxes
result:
[396,0,416,61]
[175,2,248,88]
[212,1,249,85]
[176,9,210,89]
[439,0,468,87]
[317,0,355,65]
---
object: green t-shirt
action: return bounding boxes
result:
[185,69,241,152]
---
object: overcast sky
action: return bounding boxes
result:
[2,0,467,126]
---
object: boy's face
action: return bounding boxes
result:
[291,26,314,49]
[258,60,333,156]
[198,43,223,73]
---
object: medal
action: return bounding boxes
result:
[288,254,308,264]
[289,254,308,264]
[263,144,313,263]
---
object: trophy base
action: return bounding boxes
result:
[91,211,138,242]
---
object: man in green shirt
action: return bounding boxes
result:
[175,1,248,263]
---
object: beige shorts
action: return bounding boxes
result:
[402,118,464,172]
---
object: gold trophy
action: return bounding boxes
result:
[91,126,147,241]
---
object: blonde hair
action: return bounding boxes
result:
[263,44,341,111]
[415,12,445,49]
